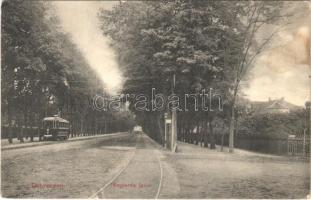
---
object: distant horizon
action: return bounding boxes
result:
[244,95,307,107]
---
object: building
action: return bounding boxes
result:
[249,97,301,114]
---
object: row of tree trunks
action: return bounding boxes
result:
[177,116,218,149]
[4,113,117,142]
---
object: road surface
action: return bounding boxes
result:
[1,132,310,198]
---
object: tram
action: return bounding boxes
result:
[41,116,70,141]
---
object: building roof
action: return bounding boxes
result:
[250,98,301,113]
[266,101,288,110]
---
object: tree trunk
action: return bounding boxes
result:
[190,128,194,144]
[221,130,225,151]
[24,112,28,140]
[177,118,182,141]
[38,113,43,141]
[200,121,204,147]
[156,113,164,145]
[19,127,24,143]
[203,120,208,148]
[229,101,236,153]
[209,121,216,149]
[7,100,13,143]
[30,113,34,142]
[229,85,238,153]
[186,128,190,143]
[80,117,83,137]
[104,117,107,134]
[195,124,199,145]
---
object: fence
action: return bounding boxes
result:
[287,137,310,156]
[215,134,310,156]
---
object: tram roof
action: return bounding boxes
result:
[43,116,69,123]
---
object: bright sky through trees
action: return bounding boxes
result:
[54,1,310,105]
[54,1,122,94]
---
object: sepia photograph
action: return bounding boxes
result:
[1,0,310,199]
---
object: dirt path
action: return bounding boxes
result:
[163,141,310,199]
[1,133,136,198]
[2,133,309,199]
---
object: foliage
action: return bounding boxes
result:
[1,0,133,142]
[100,1,290,149]
[238,109,308,139]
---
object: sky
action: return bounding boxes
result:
[53,1,121,94]
[53,1,310,106]
[242,1,311,106]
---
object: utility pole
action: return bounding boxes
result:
[308,31,311,159]
[171,73,177,152]
[308,34,311,158]
[308,76,311,159]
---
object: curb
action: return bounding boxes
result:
[1,132,129,151]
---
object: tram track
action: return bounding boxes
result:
[155,150,164,199]
[88,135,139,199]
[88,134,165,199]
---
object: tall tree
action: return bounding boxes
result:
[99,1,244,146]
[225,1,287,152]
[2,0,133,142]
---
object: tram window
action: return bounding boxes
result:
[44,121,53,129]
[60,122,66,128]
